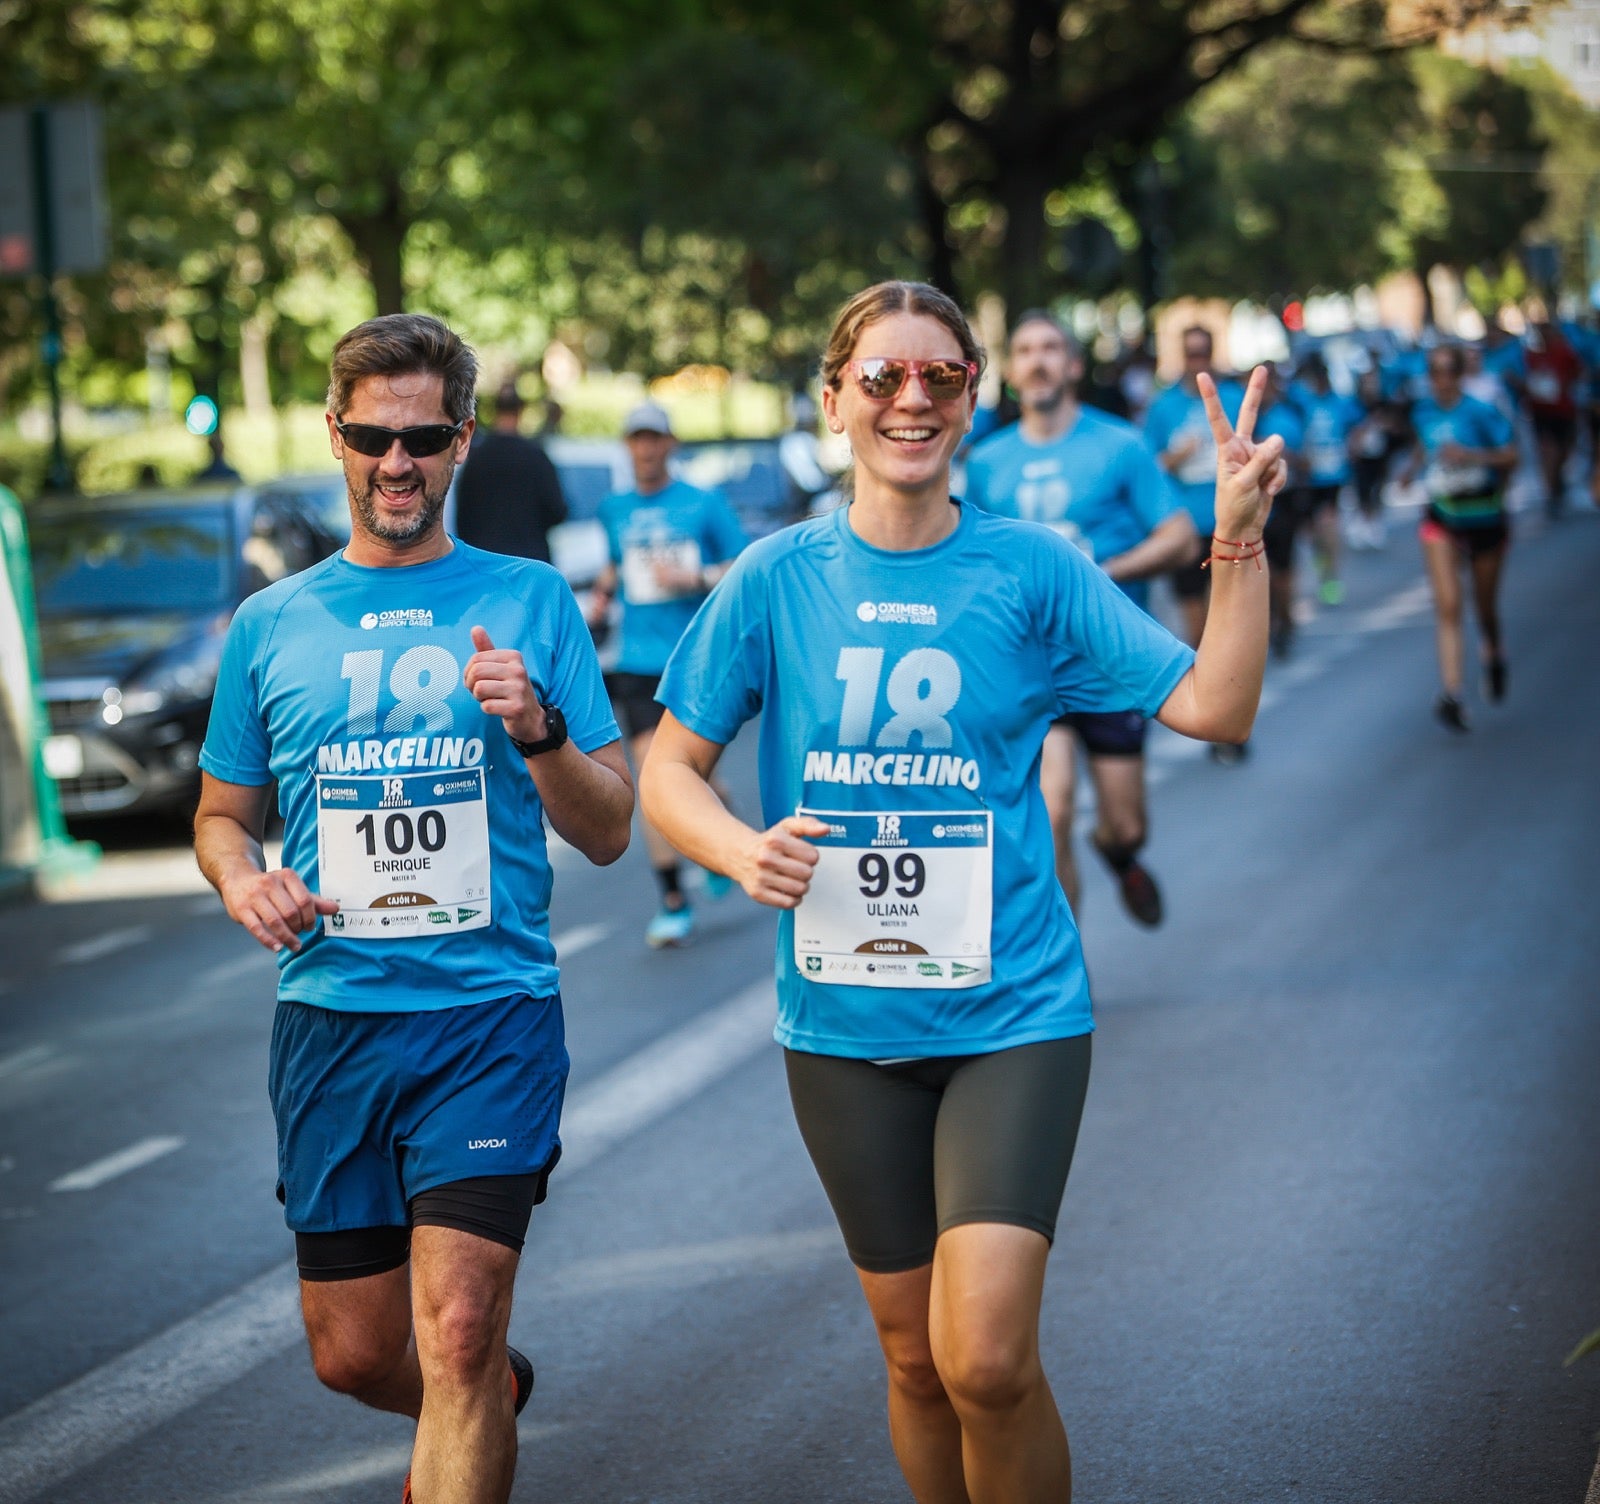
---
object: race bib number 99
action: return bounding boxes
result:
[316,769,491,940]
[794,809,992,988]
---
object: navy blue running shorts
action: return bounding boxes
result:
[269,991,568,1235]
[1050,708,1147,757]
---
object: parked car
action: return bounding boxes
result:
[676,437,823,540]
[30,484,342,819]
[256,470,350,543]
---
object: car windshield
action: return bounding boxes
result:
[259,477,349,540]
[30,504,236,615]
[677,444,791,534]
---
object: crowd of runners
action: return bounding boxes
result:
[192,285,1581,1504]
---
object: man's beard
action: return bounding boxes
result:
[348,466,452,546]
[1022,375,1070,413]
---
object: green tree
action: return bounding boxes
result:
[721,0,1517,311]
[1407,52,1548,305]
[1162,48,1421,303]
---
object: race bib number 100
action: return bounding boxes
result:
[316,769,491,940]
[794,809,992,988]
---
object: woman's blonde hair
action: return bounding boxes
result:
[819,281,985,389]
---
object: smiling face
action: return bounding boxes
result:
[821,310,976,505]
[327,371,473,561]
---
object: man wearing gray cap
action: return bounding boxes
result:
[588,402,747,946]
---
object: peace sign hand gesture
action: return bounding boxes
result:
[1202,366,1288,542]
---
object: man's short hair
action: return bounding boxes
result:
[494,382,525,415]
[1182,325,1214,355]
[1010,309,1082,359]
[327,314,478,424]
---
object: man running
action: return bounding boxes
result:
[1288,354,1363,604]
[588,401,747,947]
[194,314,633,1504]
[965,311,1196,925]
[1143,326,1248,762]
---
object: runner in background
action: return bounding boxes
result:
[1143,326,1249,763]
[639,278,1283,1504]
[1287,354,1363,604]
[965,310,1196,925]
[1394,344,1519,732]
[588,402,747,947]
[1349,367,1408,550]
[1256,368,1309,658]
[1522,304,1583,519]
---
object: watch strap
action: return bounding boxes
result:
[508,703,567,757]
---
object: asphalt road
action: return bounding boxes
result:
[1,501,1597,1504]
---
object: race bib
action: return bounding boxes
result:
[1526,370,1561,404]
[1426,462,1490,499]
[794,809,992,988]
[316,769,491,940]
[1310,442,1345,477]
[1173,425,1217,486]
[621,538,702,606]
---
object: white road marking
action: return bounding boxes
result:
[547,1227,839,1298]
[551,922,608,960]
[0,1046,55,1083]
[48,1136,186,1193]
[55,926,153,966]
[0,979,778,1502]
[195,952,277,989]
[558,980,774,1175]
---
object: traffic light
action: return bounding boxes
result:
[184,395,220,437]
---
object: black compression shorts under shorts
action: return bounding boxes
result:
[605,671,668,739]
[1168,538,1212,601]
[784,1035,1092,1274]
[294,1169,552,1282]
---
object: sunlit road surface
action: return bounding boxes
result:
[2,504,1597,1503]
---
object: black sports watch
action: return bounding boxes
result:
[508,703,568,758]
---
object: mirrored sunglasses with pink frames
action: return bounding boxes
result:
[846,357,979,403]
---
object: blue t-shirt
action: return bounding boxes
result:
[1479,338,1527,403]
[1288,388,1362,485]
[1411,393,1514,526]
[599,479,747,675]
[962,407,1179,611]
[200,542,620,1012]
[1142,378,1245,534]
[656,501,1195,1060]
[1256,401,1305,481]
[1380,347,1430,403]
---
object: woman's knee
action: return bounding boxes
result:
[935,1330,1042,1416]
[883,1341,949,1407]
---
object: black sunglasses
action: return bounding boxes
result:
[335,420,464,458]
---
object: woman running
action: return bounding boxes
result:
[638,280,1283,1503]
[1397,344,1519,732]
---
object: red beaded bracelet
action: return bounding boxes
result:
[1202,536,1265,571]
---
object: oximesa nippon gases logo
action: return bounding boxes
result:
[857,600,938,625]
[361,612,379,629]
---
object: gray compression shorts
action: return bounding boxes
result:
[783,1034,1092,1274]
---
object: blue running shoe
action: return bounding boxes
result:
[645,905,695,948]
